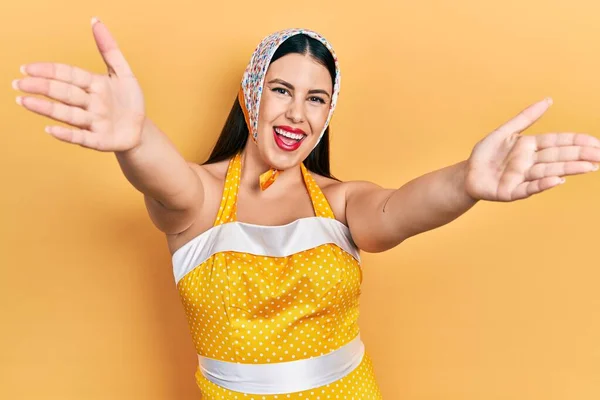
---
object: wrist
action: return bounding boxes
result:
[116,117,152,157]
[458,160,479,204]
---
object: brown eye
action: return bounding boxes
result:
[272,87,290,96]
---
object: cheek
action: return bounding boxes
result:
[308,107,330,133]
[258,93,285,126]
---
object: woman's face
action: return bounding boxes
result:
[255,53,333,171]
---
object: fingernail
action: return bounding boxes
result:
[20,65,27,75]
[592,164,599,171]
[44,126,51,134]
[16,96,23,106]
[560,177,566,184]
[11,79,19,90]
[545,97,553,106]
[91,17,100,26]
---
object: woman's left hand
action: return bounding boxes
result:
[465,98,600,201]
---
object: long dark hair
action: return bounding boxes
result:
[203,34,338,179]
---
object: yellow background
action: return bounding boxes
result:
[1,0,599,398]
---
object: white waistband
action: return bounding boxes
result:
[197,334,365,394]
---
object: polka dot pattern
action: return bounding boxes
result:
[301,163,335,219]
[213,154,241,226]
[177,153,382,397]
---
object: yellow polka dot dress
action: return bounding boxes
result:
[172,153,383,399]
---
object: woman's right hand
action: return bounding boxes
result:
[13,17,145,152]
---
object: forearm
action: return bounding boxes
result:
[115,118,202,210]
[381,160,478,244]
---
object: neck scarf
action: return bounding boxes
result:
[238,28,341,190]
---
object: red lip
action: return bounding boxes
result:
[276,125,306,135]
[273,129,305,152]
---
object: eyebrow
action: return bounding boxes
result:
[267,78,331,98]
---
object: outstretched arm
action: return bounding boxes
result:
[346,98,600,253]
[14,18,204,235]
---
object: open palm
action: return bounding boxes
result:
[14,18,144,152]
[465,98,600,201]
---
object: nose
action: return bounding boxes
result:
[285,97,305,124]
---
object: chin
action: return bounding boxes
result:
[261,144,310,171]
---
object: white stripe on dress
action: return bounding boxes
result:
[198,333,365,394]
[172,217,360,284]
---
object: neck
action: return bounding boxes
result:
[240,141,304,194]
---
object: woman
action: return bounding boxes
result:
[12,18,600,399]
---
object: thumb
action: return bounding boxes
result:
[491,97,553,139]
[91,17,134,78]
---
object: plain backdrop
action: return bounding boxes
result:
[1,0,599,398]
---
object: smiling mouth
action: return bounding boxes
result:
[272,127,307,151]
[274,127,306,145]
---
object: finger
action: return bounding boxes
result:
[16,96,93,128]
[13,77,90,108]
[511,176,564,200]
[44,125,97,149]
[91,17,134,78]
[535,146,600,163]
[526,161,599,181]
[493,98,553,137]
[535,133,600,150]
[20,63,95,90]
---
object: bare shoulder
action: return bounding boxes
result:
[187,158,231,213]
[165,158,232,252]
[310,173,382,225]
[188,158,230,182]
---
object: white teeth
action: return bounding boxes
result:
[275,128,304,140]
